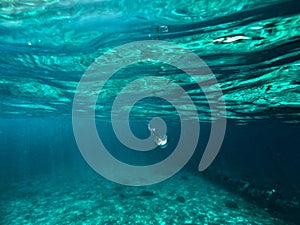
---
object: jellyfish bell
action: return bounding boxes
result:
[148,123,168,148]
[155,134,168,149]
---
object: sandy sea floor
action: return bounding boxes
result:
[0,168,294,225]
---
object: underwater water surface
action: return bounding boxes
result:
[0,0,300,224]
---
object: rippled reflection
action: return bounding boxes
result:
[0,0,299,123]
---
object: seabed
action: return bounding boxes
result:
[0,169,292,225]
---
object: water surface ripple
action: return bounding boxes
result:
[0,0,299,123]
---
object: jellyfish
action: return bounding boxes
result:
[148,123,168,148]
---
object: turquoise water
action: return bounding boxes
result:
[0,0,300,224]
[1,0,299,121]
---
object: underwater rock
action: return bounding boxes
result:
[113,186,122,191]
[119,193,127,199]
[181,175,189,181]
[24,214,30,220]
[225,200,238,209]
[175,196,185,203]
[203,171,300,222]
[141,190,155,197]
